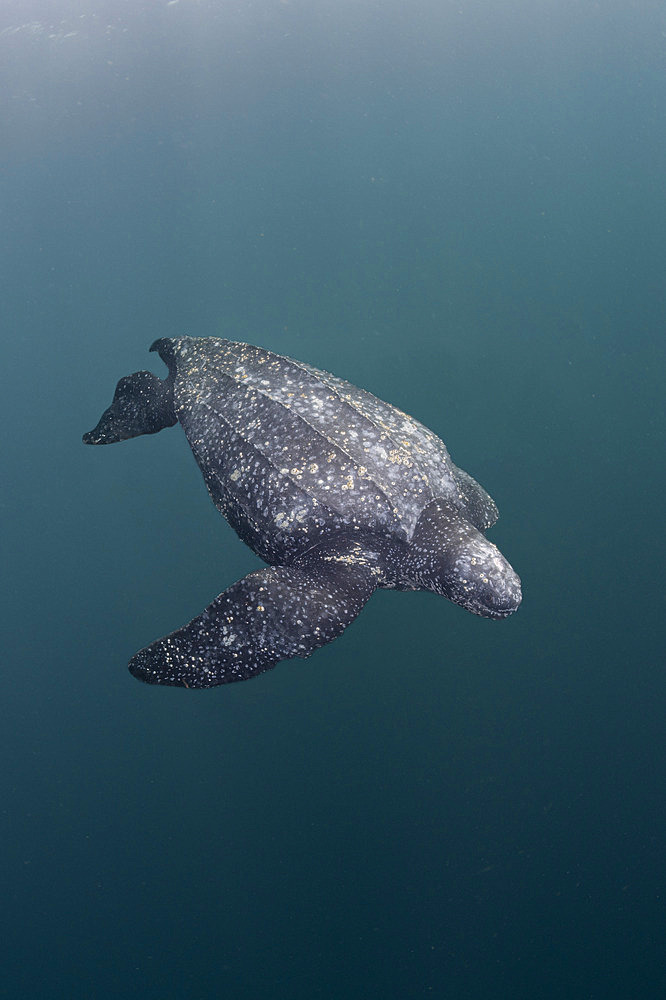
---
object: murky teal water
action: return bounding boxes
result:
[2,2,665,997]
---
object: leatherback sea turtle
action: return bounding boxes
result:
[84,337,521,687]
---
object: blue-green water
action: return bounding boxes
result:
[2,2,665,997]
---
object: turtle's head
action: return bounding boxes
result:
[444,532,522,619]
[409,500,522,619]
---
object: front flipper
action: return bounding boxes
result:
[451,466,499,531]
[128,539,379,688]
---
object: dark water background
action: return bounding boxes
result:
[2,1,665,997]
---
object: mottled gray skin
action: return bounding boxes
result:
[84,337,521,688]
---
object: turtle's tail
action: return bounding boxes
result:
[83,370,177,445]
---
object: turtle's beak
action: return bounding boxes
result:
[459,536,522,619]
[476,562,522,619]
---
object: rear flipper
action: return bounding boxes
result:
[128,539,379,687]
[83,370,176,445]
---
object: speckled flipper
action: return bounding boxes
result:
[128,538,379,688]
[83,371,176,445]
[451,466,499,530]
